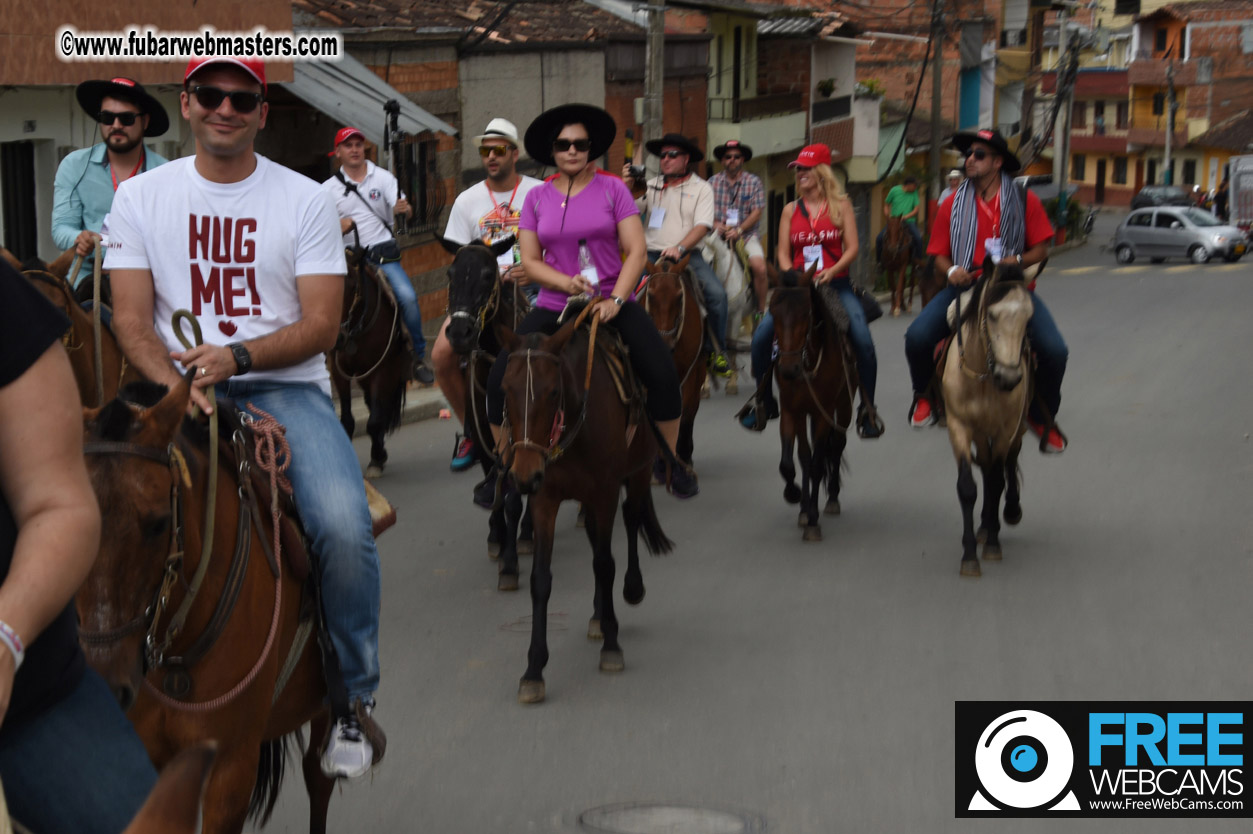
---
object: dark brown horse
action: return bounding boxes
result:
[441,237,535,567]
[642,254,708,467]
[917,255,947,312]
[881,215,919,316]
[329,247,413,478]
[770,266,856,541]
[24,266,142,407]
[80,374,335,833]
[497,310,672,703]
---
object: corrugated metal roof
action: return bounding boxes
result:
[757,17,819,37]
[283,53,457,144]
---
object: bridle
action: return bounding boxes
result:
[448,268,501,344]
[502,347,587,467]
[643,266,704,389]
[955,277,1029,382]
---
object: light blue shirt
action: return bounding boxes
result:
[52,143,169,284]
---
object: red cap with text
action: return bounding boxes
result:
[328,127,367,156]
[788,144,832,168]
[183,57,267,92]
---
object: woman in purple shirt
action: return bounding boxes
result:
[486,104,696,498]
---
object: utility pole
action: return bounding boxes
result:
[1163,59,1177,185]
[644,2,666,161]
[929,0,945,206]
[1052,5,1071,226]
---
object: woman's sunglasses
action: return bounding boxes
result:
[962,148,989,161]
[552,138,591,153]
[189,85,264,114]
[479,146,511,159]
[793,166,812,173]
[96,110,140,127]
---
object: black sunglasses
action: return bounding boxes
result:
[190,85,264,114]
[723,153,743,160]
[659,150,686,159]
[97,110,140,127]
[962,148,990,161]
[552,138,591,153]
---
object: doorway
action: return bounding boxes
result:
[1095,159,1106,203]
[1,141,37,261]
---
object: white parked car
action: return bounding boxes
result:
[1113,206,1247,264]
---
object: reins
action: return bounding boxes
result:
[644,264,703,389]
[334,255,402,382]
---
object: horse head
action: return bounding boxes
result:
[642,253,692,348]
[974,257,1034,391]
[446,236,516,354]
[769,264,818,381]
[498,317,581,495]
[79,372,194,711]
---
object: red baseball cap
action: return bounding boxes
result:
[788,144,832,168]
[328,127,367,156]
[183,57,267,92]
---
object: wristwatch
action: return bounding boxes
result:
[676,244,687,256]
[612,296,626,307]
[227,342,253,376]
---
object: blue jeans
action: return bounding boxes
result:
[375,258,426,359]
[218,380,381,701]
[648,249,728,353]
[749,278,878,402]
[904,284,1068,421]
[875,222,923,260]
[0,669,157,834]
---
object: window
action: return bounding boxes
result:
[395,135,444,236]
[1113,156,1128,184]
[1073,154,1086,181]
[1154,28,1167,52]
[1094,101,1106,134]
[1073,102,1086,128]
[1128,211,1151,228]
[1152,92,1165,116]
[1154,211,1180,229]
[1182,159,1196,185]
[1116,101,1129,129]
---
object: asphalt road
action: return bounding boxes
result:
[267,213,1253,833]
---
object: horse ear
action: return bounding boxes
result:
[436,235,462,256]
[141,368,194,442]
[489,234,515,259]
[496,322,522,353]
[980,253,997,280]
[800,263,817,285]
[544,314,582,356]
[676,252,692,273]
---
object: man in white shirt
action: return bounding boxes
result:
[939,169,963,205]
[106,56,386,781]
[435,118,542,472]
[323,127,434,384]
[623,133,731,377]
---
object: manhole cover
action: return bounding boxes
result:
[578,803,762,834]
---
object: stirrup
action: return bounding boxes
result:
[857,404,885,439]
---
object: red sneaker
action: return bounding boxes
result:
[909,396,934,428]
[1027,418,1067,454]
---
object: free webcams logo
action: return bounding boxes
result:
[955,702,1249,818]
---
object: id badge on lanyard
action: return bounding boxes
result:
[802,244,824,272]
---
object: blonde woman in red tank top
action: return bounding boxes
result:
[741,144,882,438]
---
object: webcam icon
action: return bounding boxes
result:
[969,709,1080,811]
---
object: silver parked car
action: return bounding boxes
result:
[1114,206,1247,264]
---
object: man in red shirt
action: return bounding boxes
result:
[904,129,1069,452]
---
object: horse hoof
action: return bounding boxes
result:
[623,584,645,606]
[488,540,501,560]
[365,462,384,479]
[726,378,738,396]
[588,618,602,640]
[891,308,901,317]
[1004,505,1023,525]
[824,499,841,516]
[600,650,625,673]
[960,560,982,578]
[783,484,801,504]
[518,679,545,704]
[700,382,711,399]
[797,511,807,528]
[802,525,823,542]
[982,543,1003,561]
[976,527,987,545]
[498,574,519,592]
[517,537,534,556]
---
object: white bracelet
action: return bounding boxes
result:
[947,264,960,279]
[0,620,25,671]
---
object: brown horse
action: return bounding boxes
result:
[642,254,708,467]
[24,267,141,407]
[916,255,947,312]
[770,266,856,541]
[80,374,335,834]
[881,216,923,316]
[940,258,1033,577]
[497,310,672,704]
[329,247,413,478]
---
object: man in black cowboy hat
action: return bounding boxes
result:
[904,128,1069,453]
[52,77,170,286]
[710,140,768,321]
[623,133,732,377]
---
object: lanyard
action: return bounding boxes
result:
[487,179,521,221]
[977,188,1001,239]
[110,149,145,192]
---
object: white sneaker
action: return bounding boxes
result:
[321,709,373,779]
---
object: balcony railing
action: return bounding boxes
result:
[708,92,804,124]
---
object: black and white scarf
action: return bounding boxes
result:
[948,172,1024,271]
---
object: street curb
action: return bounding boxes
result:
[344,384,451,437]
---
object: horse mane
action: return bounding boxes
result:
[956,263,1028,329]
[777,268,804,289]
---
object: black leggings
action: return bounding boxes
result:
[486,302,683,425]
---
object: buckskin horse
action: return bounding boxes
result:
[642,253,707,468]
[940,257,1033,577]
[770,266,856,541]
[497,305,672,703]
[80,372,337,834]
[329,245,413,478]
[881,215,919,316]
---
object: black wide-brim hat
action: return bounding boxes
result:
[952,128,1021,174]
[76,77,169,138]
[713,140,752,162]
[645,132,703,161]
[524,103,617,167]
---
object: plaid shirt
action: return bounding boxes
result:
[709,170,766,238]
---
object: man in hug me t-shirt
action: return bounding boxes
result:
[105,154,345,394]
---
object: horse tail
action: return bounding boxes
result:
[248,734,293,826]
[383,365,408,436]
[638,490,674,556]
